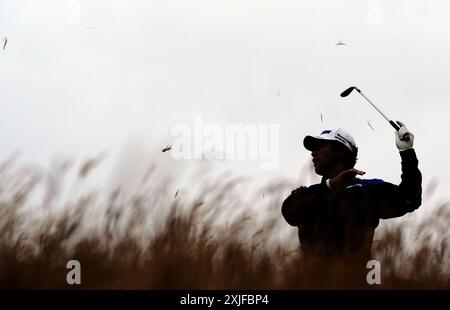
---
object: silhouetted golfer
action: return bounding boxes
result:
[281,123,422,288]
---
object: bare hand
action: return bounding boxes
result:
[329,168,366,191]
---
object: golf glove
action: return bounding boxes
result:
[395,121,414,151]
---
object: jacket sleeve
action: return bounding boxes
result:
[281,183,329,226]
[374,149,422,219]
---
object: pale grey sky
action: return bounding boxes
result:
[1,0,449,206]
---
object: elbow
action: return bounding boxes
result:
[410,188,422,211]
[402,192,422,214]
[380,196,422,219]
[281,199,299,226]
[404,200,421,214]
[399,185,422,214]
[409,196,422,212]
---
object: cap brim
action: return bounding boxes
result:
[303,135,325,151]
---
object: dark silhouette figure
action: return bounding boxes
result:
[281,125,422,288]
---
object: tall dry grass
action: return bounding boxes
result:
[0,155,448,289]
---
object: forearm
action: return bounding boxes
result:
[398,148,422,209]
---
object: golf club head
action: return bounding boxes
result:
[340,86,360,97]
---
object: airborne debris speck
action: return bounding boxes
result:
[335,39,346,46]
[162,145,172,152]
[367,120,375,131]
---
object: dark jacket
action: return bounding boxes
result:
[281,149,422,269]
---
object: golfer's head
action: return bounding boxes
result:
[303,128,358,176]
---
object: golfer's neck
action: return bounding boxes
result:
[324,163,347,179]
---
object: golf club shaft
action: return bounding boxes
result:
[356,90,396,128]
[341,86,409,141]
[357,89,409,139]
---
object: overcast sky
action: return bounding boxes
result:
[1,0,449,207]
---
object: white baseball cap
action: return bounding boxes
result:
[303,127,358,154]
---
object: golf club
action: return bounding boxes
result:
[340,86,410,141]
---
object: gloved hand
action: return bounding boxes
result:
[395,121,414,151]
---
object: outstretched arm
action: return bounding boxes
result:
[377,122,422,219]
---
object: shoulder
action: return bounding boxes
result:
[359,178,385,186]
[291,183,325,194]
[345,178,385,190]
